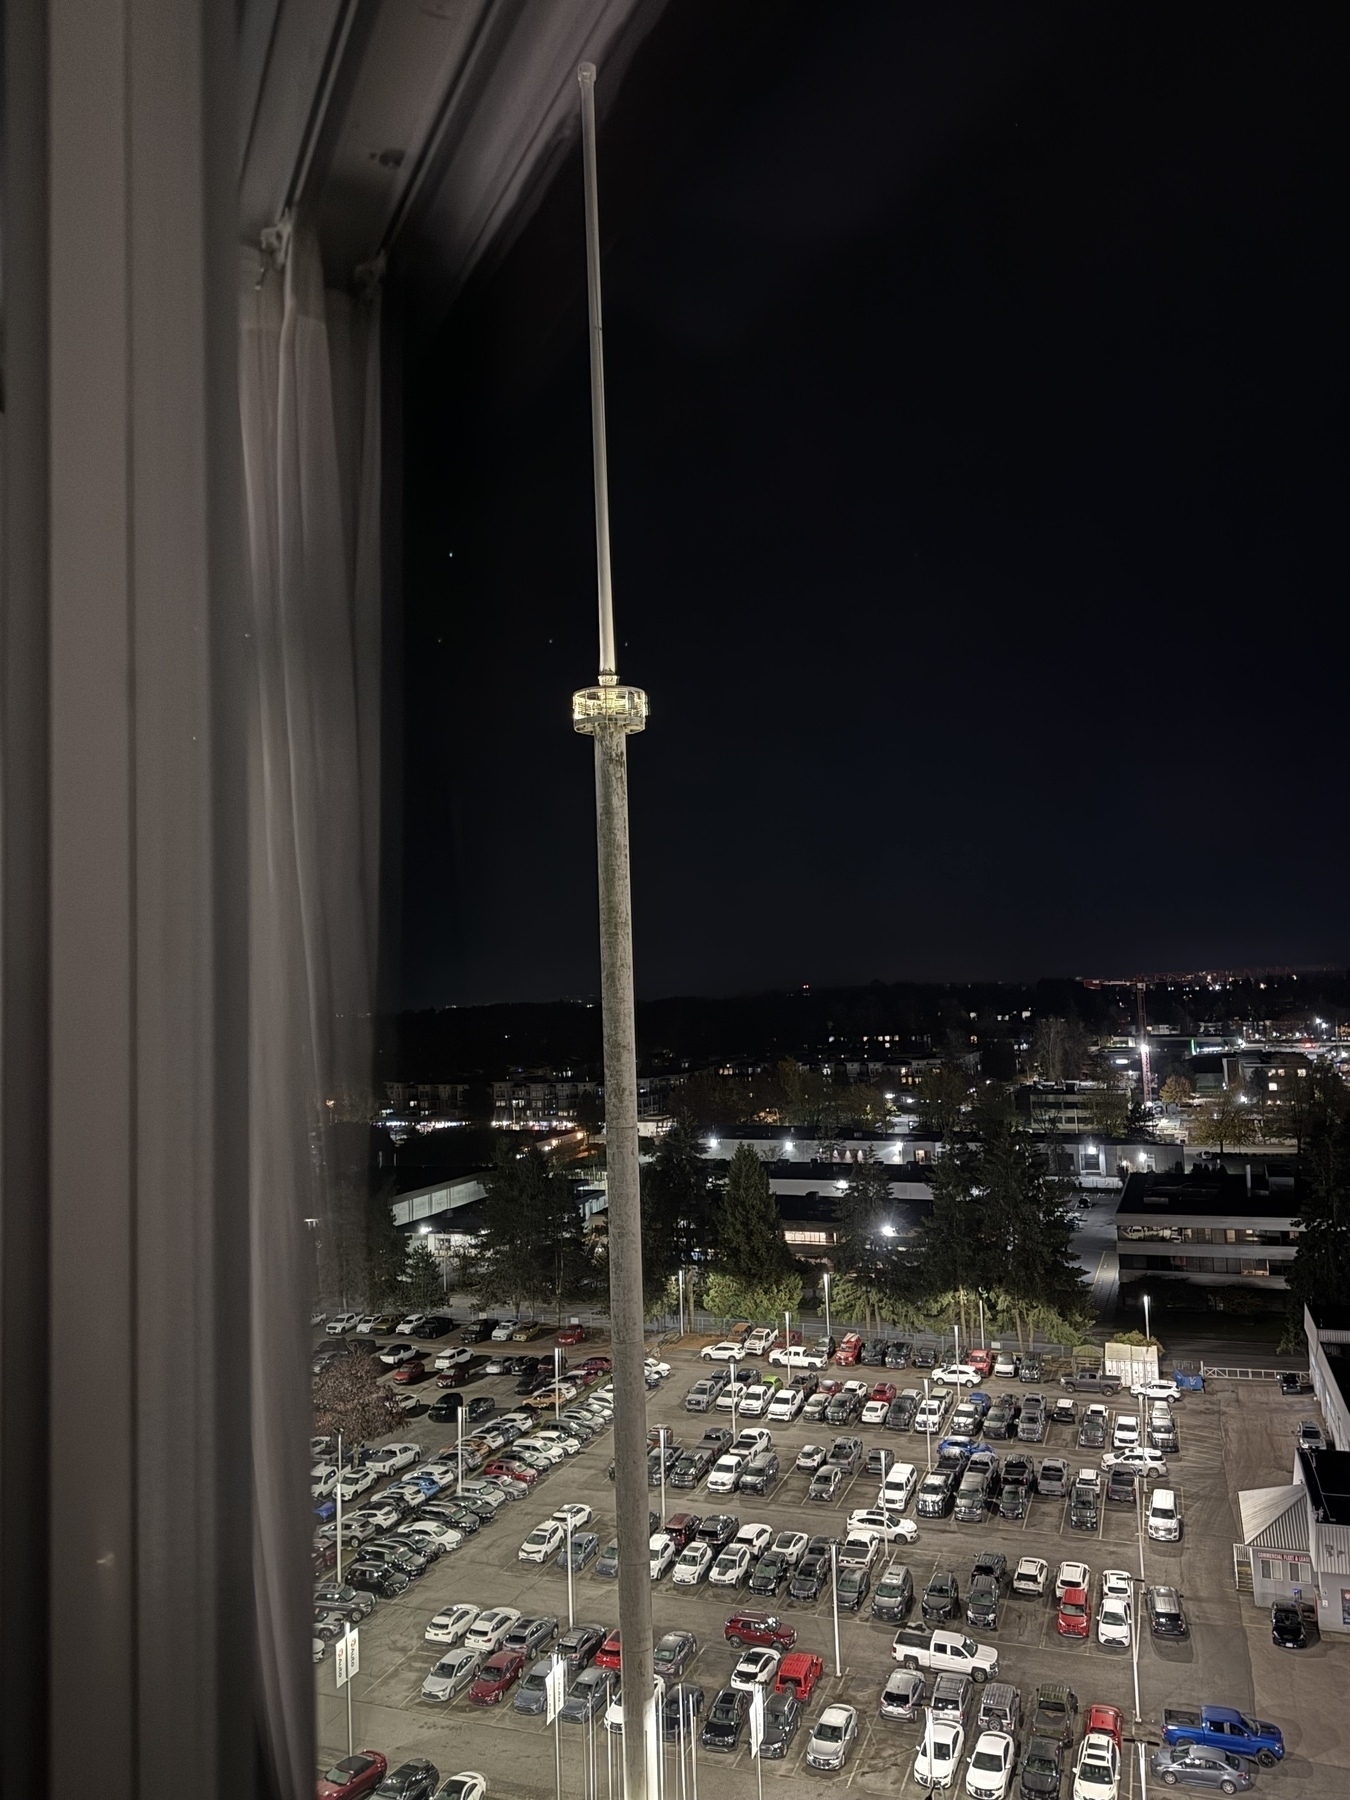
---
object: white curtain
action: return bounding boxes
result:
[238,220,382,1798]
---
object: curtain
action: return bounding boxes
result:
[238,220,382,1798]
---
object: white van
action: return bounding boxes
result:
[880,1462,919,1512]
[1147,1487,1181,1541]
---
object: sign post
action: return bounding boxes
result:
[335,1626,359,1757]
[749,1686,765,1800]
[547,1654,567,1800]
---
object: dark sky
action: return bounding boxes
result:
[398,3,1347,1010]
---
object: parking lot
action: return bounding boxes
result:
[316,1329,1345,1797]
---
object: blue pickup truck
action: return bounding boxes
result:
[1161,1706,1285,1767]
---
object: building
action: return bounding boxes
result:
[1114,1164,1300,1294]
[1305,1304,1350,1452]
[1014,1082,1120,1133]
[1237,1448,1350,1634]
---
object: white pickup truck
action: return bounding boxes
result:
[889,1627,999,1682]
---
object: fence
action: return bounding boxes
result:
[1200,1364,1286,1380]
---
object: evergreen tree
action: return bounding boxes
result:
[832,1152,903,1331]
[402,1241,444,1311]
[1287,1073,1350,1317]
[716,1143,794,1284]
[640,1121,715,1305]
[470,1141,600,1321]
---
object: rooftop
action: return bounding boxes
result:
[1298,1448,1350,1529]
[1116,1167,1299,1220]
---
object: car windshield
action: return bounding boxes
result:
[973,1751,1003,1771]
[1078,1766,1112,1785]
[815,1723,843,1742]
[1025,1755,1054,1775]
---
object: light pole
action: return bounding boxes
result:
[1142,1292,1152,1346]
[923,1376,933,1472]
[566,1513,576,1629]
[573,60,656,1800]
[659,1426,668,1529]
[823,1271,833,1350]
[829,1541,842,1676]
[677,1267,686,1337]
[555,1345,564,1428]
[977,1293,986,1348]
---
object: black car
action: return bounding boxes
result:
[696,1513,739,1550]
[790,1549,831,1602]
[739,1451,780,1496]
[1271,1600,1315,1649]
[411,1315,454,1339]
[558,1623,606,1670]
[825,1392,862,1425]
[1280,1372,1314,1396]
[1105,1466,1137,1506]
[922,1570,960,1622]
[701,1686,749,1751]
[886,1396,918,1432]
[966,1575,1000,1629]
[1029,1685,1078,1746]
[440,1354,489,1386]
[984,1403,1018,1441]
[1077,1415,1107,1450]
[374,1761,440,1800]
[748,1551,791,1596]
[885,1342,912,1370]
[971,1550,1007,1586]
[1145,1587,1189,1639]
[760,1689,802,1758]
[670,1451,713,1489]
[451,1495,499,1523]
[429,1393,469,1422]
[1018,1735,1065,1798]
[661,1682,706,1741]
[346,1562,410,1598]
[911,1345,938,1369]
[312,1582,376,1622]
[836,1565,871,1611]
[862,1339,889,1366]
[460,1319,497,1343]
[1019,1358,1043,1383]
[999,1482,1030,1520]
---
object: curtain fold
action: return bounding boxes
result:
[239,221,381,1798]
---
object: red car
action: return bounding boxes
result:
[469,1649,525,1705]
[594,1628,623,1670]
[870,1382,897,1404]
[391,1360,431,1385]
[580,1355,612,1375]
[835,1334,864,1367]
[1085,1703,1124,1746]
[484,1458,538,1485]
[664,1512,702,1549]
[966,1348,994,1377]
[775,1652,824,1700]
[1056,1586,1090,1638]
[557,1324,587,1346]
[315,1750,387,1800]
[724,1612,798,1651]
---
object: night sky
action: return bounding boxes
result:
[398,3,1347,1010]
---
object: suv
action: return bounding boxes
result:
[1145,1586,1189,1638]
[724,1612,796,1650]
[1029,1684,1078,1746]
[738,1452,780,1496]
[1069,1473,1100,1531]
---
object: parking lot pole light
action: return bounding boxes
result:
[567,1515,576,1628]
[1142,1292,1152,1345]
[335,1429,344,1585]
[688,1691,699,1800]
[555,1346,564,1428]
[554,1653,565,1800]
[977,1294,985,1346]
[457,1412,464,1489]
[574,60,657,1800]
[823,1271,832,1347]
[659,1425,668,1526]
[923,1377,932,1472]
[830,1541,842,1676]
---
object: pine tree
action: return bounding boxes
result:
[832,1152,902,1331]
[470,1141,599,1319]
[716,1143,794,1284]
[640,1121,715,1305]
[402,1242,444,1311]
[1287,1074,1350,1316]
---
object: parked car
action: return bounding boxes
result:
[700,1686,750,1752]
[806,1703,859,1771]
[1148,1746,1252,1792]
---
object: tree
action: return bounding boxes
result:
[1031,1016,1089,1082]
[701,1268,803,1326]
[715,1144,796,1286]
[1084,1052,1130,1138]
[1286,1072,1350,1319]
[832,1153,904,1331]
[402,1241,444,1311]
[640,1121,716,1306]
[1190,1089,1262,1155]
[470,1141,600,1322]
[1160,1074,1194,1108]
[913,1064,970,1137]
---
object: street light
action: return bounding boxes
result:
[822,1271,833,1350]
[1142,1292,1152,1346]
[829,1541,842,1676]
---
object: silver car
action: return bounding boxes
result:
[560,1665,616,1723]
[421,1647,482,1703]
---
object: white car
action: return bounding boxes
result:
[1111,1415,1140,1450]
[839,1534,880,1570]
[1071,1733,1120,1800]
[848,1508,919,1544]
[1101,1447,1168,1479]
[649,1533,677,1579]
[1131,1379,1181,1403]
[645,1357,671,1381]
[425,1602,479,1644]
[455,1481,506,1511]
[516,1436,566,1466]
[326,1312,361,1335]
[360,1499,404,1531]
[336,1466,376,1501]
[533,1429,582,1457]
[434,1346,471,1370]
[365,1442,420,1475]
[916,1717,965,1788]
[706,1454,746,1495]
[769,1342,827,1369]
[400,1521,462,1560]
[490,1319,519,1341]
[552,1502,594,1532]
[808,1703,860,1772]
[714,1383,749,1414]
[464,1606,521,1651]
[519,1521,565,1563]
[396,1313,428,1334]
[708,1544,752,1587]
[730,1647,780,1690]
[420,1647,483,1703]
[1055,1560,1091,1602]
[701,1341,744,1362]
[436,1776,487,1800]
[861,1399,890,1425]
[768,1530,809,1567]
[796,1443,828,1471]
[965,1729,1015,1800]
[311,1464,339,1499]
[735,1522,773,1557]
[932,1364,981,1387]
[353,1314,382,1334]
[1101,1570,1133,1602]
[767,1388,804,1422]
[377,1342,419,1367]
[1096,1594,1132,1647]
[671,1542,713,1587]
[604,1674,666,1736]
